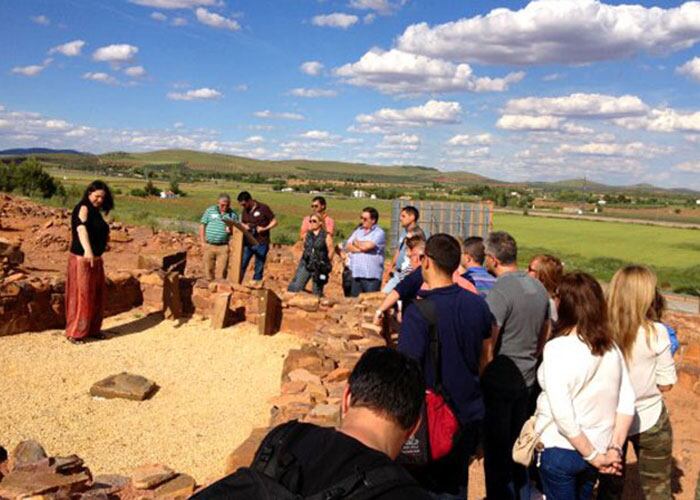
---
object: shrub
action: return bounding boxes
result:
[130,188,147,197]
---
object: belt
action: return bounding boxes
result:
[207,241,229,246]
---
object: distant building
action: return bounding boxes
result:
[398,195,412,201]
[597,200,607,205]
[696,199,700,205]
[280,187,294,192]
[370,193,377,200]
[160,190,177,199]
[352,190,368,198]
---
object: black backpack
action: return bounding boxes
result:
[191,421,417,500]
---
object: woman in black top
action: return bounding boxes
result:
[65,180,113,344]
[288,214,332,296]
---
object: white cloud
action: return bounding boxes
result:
[234,84,248,92]
[378,133,421,151]
[613,108,700,133]
[336,48,524,95]
[151,12,167,21]
[125,66,147,77]
[396,0,700,65]
[289,88,338,98]
[348,0,406,15]
[11,59,52,77]
[674,161,700,173]
[497,115,564,131]
[352,100,461,133]
[445,146,491,158]
[31,15,50,26]
[254,110,305,120]
[677,57,700,82]
[130,0,222,9]
[49,40,86,57]
[172,17,188,26]
[195,8,240,31]
[245,135,264,143]
[364,13,376,24]
[557,141,672,158]
[300,61,324,76]
[542,73,563,82]
[503,93,648,118]
[447,133,492,146]
[83,72,118,85]
[167,87,222,100]
[312,13,358,29]
[301,130,334,140]
[92,44,139,63]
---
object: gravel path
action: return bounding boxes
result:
[0,313,300,484]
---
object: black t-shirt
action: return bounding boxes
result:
[70,202,110,257]
[199,423,430,499]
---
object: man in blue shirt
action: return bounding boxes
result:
[398,234,493,497]
[345,207,386,296]
[384,206,429,293]
[461,236,496,298]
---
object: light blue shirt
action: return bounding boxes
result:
[347,225,386,280]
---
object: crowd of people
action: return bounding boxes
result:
[66,182,681,499]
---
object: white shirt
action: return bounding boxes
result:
[627,322,677,435]
[535,333,636,453]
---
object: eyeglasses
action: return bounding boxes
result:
[309,219,320,224]
[311,203,321,208]
[360,216,371,221]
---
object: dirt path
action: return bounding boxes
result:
[0,312,300,484]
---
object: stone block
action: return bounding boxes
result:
[153,473,196,498]
[224,427,270,475]
[9,440,47,472]
[288,294,320,312]
[131,464,177,490]
[304,404,341,428]
[281,348,324,381]
[256,288,282,336]
[324,367,352,383]
[210,292,232,329]
[0,470,91,498]
[288,368,322,386]
[281,380,307,394]
[90,373,157,401]
[268,392,314,407]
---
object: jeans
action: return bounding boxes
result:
[241,243,269,281]
[408,420,482,498]
[288,262,324,296]
[482,356,534,500]
[350,277,381,297]
[538,447,597,500]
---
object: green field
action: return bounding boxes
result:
[43,170,700,293]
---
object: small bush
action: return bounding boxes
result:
[130,188,147,197]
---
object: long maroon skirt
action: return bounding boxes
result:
[65,253,106,339]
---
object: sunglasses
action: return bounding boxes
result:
[309,219,320,224]
[311,203,321,208]
[360,216,372,221]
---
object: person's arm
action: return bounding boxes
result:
[536,317,552,358]
[258,217,278,233]
[480,337,493,375]
[325,233,333,254]
[199,224,206,246]
[654,323,677,392]
[373,290,400,325]
[300,218,308,241]
[76,205,95,267]
[355,240,377,252]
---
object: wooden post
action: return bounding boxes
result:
[228,225,245,285]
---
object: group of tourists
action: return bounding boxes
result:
[66,181,679,499]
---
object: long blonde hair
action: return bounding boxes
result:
[607,265,657,362]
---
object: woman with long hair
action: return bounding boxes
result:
[534,272,635,499]
[288,212,333,296]
[600,265,677,499]
[527,254,563,323]
[65,180,113,344]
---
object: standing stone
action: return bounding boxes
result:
[256,288,282,335]
[9,440,47,471]
[227,226,245,285]
[210,292,232,329]
[153,473,196,497]
[163,271,182,320]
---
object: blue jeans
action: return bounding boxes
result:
[242,243,269,281]
[539,447,597,500]
[350,277,381,297]
[288,262,324,296]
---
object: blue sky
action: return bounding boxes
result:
[1,0,699,189]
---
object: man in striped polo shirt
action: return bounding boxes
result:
[199,193,239,280]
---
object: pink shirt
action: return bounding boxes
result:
[301,214,335,237]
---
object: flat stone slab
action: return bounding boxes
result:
[90,372,157,401]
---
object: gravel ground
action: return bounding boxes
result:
[0,312,300,484]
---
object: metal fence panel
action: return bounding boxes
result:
[390,200,493,249]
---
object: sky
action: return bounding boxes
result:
[1,0,699,189]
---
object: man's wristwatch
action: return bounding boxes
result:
[583,449,599,462]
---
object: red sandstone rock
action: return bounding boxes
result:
[131,463,177,490]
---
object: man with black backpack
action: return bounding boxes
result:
[193,347,432,499]
[398,233,494,498]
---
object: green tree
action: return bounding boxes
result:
[14,157,60,198]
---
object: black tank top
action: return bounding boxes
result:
[70,202,110,256]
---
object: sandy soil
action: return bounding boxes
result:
[0,312,300,484]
